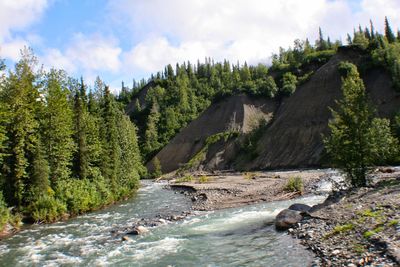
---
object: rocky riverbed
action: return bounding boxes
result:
[289,170,400,266]
[167,169,331,211]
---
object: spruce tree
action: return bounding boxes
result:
[324,62,398,187]
[2,48,42,207]
[72,79,89,180]
[143,102,160,158]
[100,86,120,192]
[384,16,396,43]
[42,69,75,183]
[116,114,143,190]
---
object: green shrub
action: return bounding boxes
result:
[281,72,298,96]
[152,157,162,178]
[30,195,67,223]
[175,175,194,183]
[284,176,304,193]
[54,179,111,215]
[304,50,335,65]
[198,175,211,183]
[0,192,10,231]
[297,71,314,85]
[363,226,384,239]
[333,223,354,234]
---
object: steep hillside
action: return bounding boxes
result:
[148,95,278,173]
[147,46,399,173]
[237,46,400,170]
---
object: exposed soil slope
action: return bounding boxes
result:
[238,47,400,170]
[148,95,278,173]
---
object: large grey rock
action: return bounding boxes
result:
[275,209,303,230]
[288,203,312,212]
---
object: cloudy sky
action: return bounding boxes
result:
[1,0,399,92]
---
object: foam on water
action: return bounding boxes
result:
[129,237,185,261]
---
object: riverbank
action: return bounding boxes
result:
[167,168,400,266]
[289,169,400,266]
[167,169,331,211]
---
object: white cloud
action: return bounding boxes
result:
[41,33,122,77]
[0,38,29,61]
[0,0,49,60]
[110,0,400,76]
[0,0,48,40]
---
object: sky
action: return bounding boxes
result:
[0,0,399,93]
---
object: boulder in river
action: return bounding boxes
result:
[275,209,303,230]
[127,226,149,235]
[288,203,311,212]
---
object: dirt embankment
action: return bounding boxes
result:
[148,95,278,173]
[168,169,328,211]
[143,47,399,174]
[239,47,400,170]
[290,168,400,266]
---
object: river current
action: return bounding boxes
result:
[0,180,329,267]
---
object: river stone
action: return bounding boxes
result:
[288,203,312,212]
[128,226,149,235]
[275,209,303,230]
[121,236,131,241]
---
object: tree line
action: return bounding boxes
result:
[0,49,145,228]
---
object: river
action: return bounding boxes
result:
[0,180,329,267]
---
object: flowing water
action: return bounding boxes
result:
[0,180,328,267]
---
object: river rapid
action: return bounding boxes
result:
[0,179,329,267]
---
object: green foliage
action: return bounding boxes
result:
[1,48,42,208]
[333,223,354,234]
[244,172,257,180]
[394,112,400,138]
[303,50,336,65]
[0,192,10,231]
[324,62,399,187]
[175,174,194,183]
[181,131,239,172]
[371,42,400,91]
[29,194,67,223]
[281,72,298,96]
[363,226,384,239]
[240,118,269,159]
[198,175,211,183]
[283,176,304,193]
[0,49,143,224]
[352,31,369,50]
[151,157,162,179]
[42,69,75,183]
[297,71,314,85]
[143,103,161,159]
[384,16,396,43]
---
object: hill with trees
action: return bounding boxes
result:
[127,18,400,175]
[0,18,399,231]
